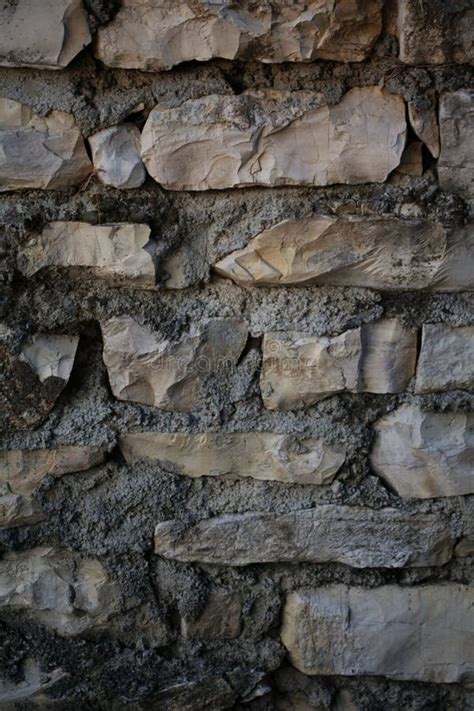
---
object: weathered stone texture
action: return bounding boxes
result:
[18,222,155,288]
[141,88,406,191]
[88,124,146,189]
[0,98,91,192]
[154,506,453,568]
[102,316,248,410]
[408,94,440,159]
[214,216,471,291]
[19,334,78,384]
[0,0,91,70]
[95,0,383,70]
[438,90,474,202]
[260,320,417,410]
[371,405,473,499]
[0,659,67,707]
[415,324,474,393]
[181,589,242,640]
[281,585,474,685]
[120,431,346,485]
[397,141,423,177]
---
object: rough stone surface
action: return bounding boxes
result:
[0,0,91,70]
[88,124,146,189]
[18,222,155,288]
[95,0,383,70]
[397,141,423,177]
[371,405,473,499]
[281,585,474,684]
[180,589,242,640]
[214,215,472,291]
[438,90,474,202]
[141,87,406,191]
[154,506,453,568]
[416,324,474,393]
[19,334,78,384]
[120,431,346,485]
[408,94,440,159]
[101,316,248,410]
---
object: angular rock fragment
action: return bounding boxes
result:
[0,548,121,635]
[415,324,474,393]
[0,0,91,69]
[95,0,383,70]
[214,215,472,292]
[397,0,474,65]
[397,141,423,176]
[120,431,345,485]
[260,320,417,409]
[371,405,473,498]
[408,95,440,158]
[88,124,146,189]
[0,98,91,191]
[20,334,78,384]
[281,584,474,685]
[141,88,406,191]
[154,506,453,568]
[0,444,107,528]
[101,316,248,411]
[438,90,474,201]
[181,589,242,640]
[18,222,155,288]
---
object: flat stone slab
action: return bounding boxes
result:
[415,324,474,393]
[438,90,474,202]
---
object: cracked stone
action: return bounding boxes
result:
[88,124,146,189]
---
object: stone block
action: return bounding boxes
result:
[88,124,146,189]
[415,324,474,393]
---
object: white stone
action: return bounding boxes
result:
[438,90,474,202]
[18,222,155,288]
[20,334,79,384]
[281,584,474,685]
[88,124,146,189]
[370,404,473,498]
[141,87,406,191]
[0,0,91,69]
[119,431,346,485]
[415,324,474,393]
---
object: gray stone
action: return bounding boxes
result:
[415,324,474,393]
[0,659,66,707]
[88,124,146,189]
[408,94,440,158]
[181,590,242,640]
[20,334,78,384]
[438,90,474,202]
[154,506,453,568]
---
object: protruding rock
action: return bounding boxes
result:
[260,320,417,410]
[120,431,346,485]
[214,215,472,292]
[18,222,155,288]
[0,0,91,69]
[154,506,453,568]
[438,90,474,201]
[141,88,406,191]
[19,334,78,384]
[88,124,146,189]
[95,0,383,70]
[408,95,440,158]
[397,141,423,176]
[371,405,473,498]
[415,324,474,393]
[0,445,107,528]
[0,548,121,635]
[0,98,91,191]
[101,316,248,411]
[281,585,474,684]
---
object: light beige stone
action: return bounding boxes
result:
[408,95,440,158]
[154,506,453,568]
[18,222,155,288]
[260,320,417,410]
[141,87,406,191]
[397,141,423,176]
[95,0,383,70]
[370,404,473,498]
[20,334,79,384]
[281,585,474,685]
[0,445,107,528]
[0,0,91,69]
[438,90,474,201]
[415,324,474,393]
[88,124,146,189]
[214,215,472,292]
[101,316,248,411]
[398,0,474,65]
[181,590,242,640]
[0,98,91,191]
[0,548,121,636]
[120,431,346,485]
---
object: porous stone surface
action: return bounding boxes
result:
[120,431,346,485]
[141,87,406,190]
[88,124,146,189]
[0,0,91,70]
[180,589,242,640]
[438,90,474,202]
[154,506,453,568]
[95,0,383,70]
[18,221,155,288]
[416,324,474,393]
[370,405,473,499]
[281,585,474,684]
[0,98,91,191]
[408,94,440,159]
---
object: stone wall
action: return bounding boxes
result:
[0,1,473,709]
